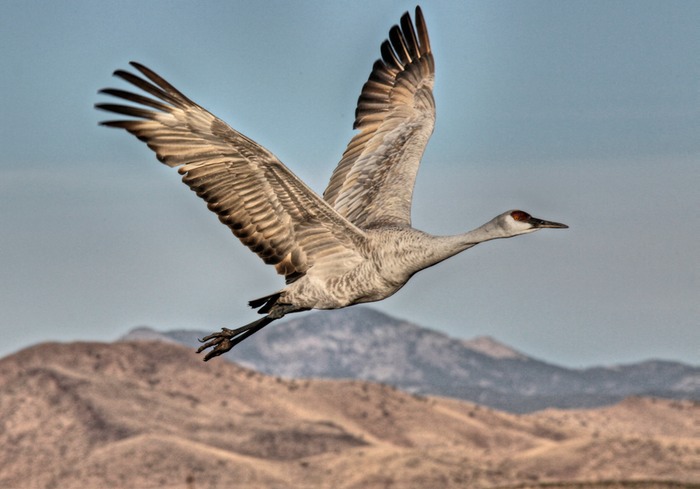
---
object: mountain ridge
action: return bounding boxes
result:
[120,307,699,413]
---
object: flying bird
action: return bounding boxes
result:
[96,6,567,361]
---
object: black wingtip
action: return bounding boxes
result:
[112,69,131,80]
[96,88,119,98]
[108,61,147,77]
[415,6,424,27]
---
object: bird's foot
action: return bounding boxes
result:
[196,316,274,361]
[197,326,244,361]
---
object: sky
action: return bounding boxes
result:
[1,0,698,368]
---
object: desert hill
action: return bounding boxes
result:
[122,307,700,413]
[1,340,698,489]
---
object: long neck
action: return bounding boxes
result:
[420,218,508,269]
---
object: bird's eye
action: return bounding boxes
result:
[511,210,531,222]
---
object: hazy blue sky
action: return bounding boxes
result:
[1,1,698,367]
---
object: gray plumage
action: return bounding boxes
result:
[96,7,567,361]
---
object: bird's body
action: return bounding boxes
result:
[270,227,456,310]
[97,6,567,360]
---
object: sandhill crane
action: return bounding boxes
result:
[96,6,567,361]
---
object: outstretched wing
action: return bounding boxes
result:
[323,7,435,229]
[96,62,366,284]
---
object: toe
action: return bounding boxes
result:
[203,338,232,361]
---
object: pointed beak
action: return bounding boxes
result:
[528,216,569,229]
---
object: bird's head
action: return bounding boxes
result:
[496,210,568,237]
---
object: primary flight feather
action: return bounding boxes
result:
[96,6,567,361]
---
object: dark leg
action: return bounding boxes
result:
[197,315,275,361]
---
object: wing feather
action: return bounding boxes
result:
[323,7,435,229]
[97,63,366,284]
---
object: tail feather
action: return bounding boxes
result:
[248,292,281,314]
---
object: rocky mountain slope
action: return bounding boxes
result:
[123,307,700,413]
[1,340,698,489]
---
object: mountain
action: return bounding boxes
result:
[121,307,700,413]
[462,335,528,359]
[1,340,698,489]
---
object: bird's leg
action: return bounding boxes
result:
[197,315,275,361]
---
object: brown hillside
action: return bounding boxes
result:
[0,341,698,489]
